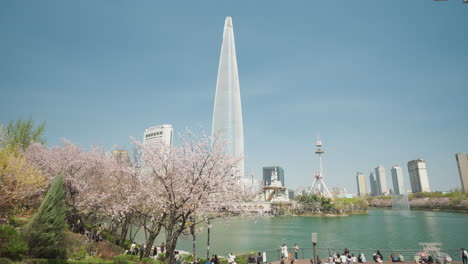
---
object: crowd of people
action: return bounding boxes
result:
[275,246,465,264]
[124,243,466,264]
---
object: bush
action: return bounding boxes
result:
[8,216,31,228]
[25,259,48,264]
[157,253,166,262]
[0,225,27,260]
[70,250,87,261]
[68,256,113,264]
[113,254,139,264]
[0,258,13,264]
[141,257,161,264]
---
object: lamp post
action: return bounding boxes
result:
[311,233,318,264]
[206,218,212,259]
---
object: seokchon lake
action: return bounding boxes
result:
[135,209,468,259]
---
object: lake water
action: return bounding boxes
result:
[135,209,468,260]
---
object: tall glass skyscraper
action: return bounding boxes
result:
[212,17,244,177]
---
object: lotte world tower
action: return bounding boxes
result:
[211,17,245,177]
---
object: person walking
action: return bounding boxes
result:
[461,248,468,264]
[257,252,263,264]
[294,244,300,260]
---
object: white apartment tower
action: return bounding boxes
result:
[455,153,468,193]
[391,165,406,195]
[356,172,368,197]
[375,165,389,195]
[143,124,173,146]
[407,158,431,193]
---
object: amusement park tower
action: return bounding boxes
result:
[307,138,333,199]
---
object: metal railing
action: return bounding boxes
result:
[235,247,464,263]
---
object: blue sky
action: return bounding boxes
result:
[1,0,467,193]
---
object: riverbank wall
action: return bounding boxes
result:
[368,197,468,212]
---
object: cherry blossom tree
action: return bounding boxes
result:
[135,132,250,264]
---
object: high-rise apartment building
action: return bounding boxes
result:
[375,165,389,195]
[263,166,285,187]
[369,172,377,196]
[456,153,468,193]
[356,172,367,196]
[407,158,431,193]
[143,124,173,146]
[391,165,406,195]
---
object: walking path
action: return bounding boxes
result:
[270,260,463,264]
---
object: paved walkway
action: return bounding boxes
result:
[270,260,463,264]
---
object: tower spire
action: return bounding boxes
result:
[212,16,245,177]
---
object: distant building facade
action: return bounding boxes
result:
[112,149,130,164]
[369,172,378,196]
[262,166,285,187]
[407,158,431,193]
[143,124,173,146]
[391,165,406,195]
[456,153,468,193]
[356,172,368,196]
[375,165,389,195]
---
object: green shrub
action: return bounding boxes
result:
[157,253,166,262]
[70,250,87,261]
[101,230,116,244]
[141,257,161,264]
[8,216,31,228]
[0,258,13,264]
[121,240,131,251]
[68,256,113,264]
[113,254,139,264]
[25,259,48,264]
[0,225,27,260]
[46,260,68,264]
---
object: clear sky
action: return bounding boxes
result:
[1,0,467,193]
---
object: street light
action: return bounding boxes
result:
[311,233,318,264]
[206,218,213,259]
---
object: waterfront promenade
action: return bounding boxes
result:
[270,260,462,264]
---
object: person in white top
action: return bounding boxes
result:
[340,254,347,263]
[281,244,288,258]
[229,253,236,264]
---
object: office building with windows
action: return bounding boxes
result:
[263,166,285,187]
[407,158,431,193]
[356,172,368,196]
[391,165,406,195]
[143,124,173,146]
[375,165,389,195]
[456,153,468,193]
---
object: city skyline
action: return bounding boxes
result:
[1,1,467,193]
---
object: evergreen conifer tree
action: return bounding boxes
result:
[27,174,66,259]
